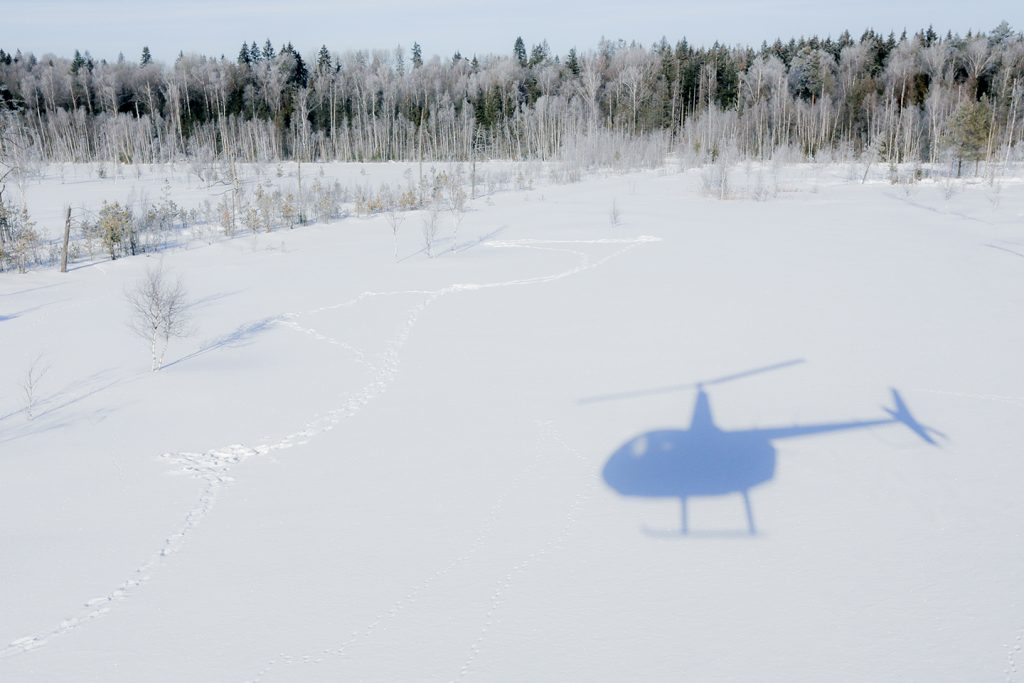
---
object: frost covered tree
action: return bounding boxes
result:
[788,47,836,102]
[0,24,1020,167]
[126,265,192,371]
[0,201,40,273]
[98,201,137,260]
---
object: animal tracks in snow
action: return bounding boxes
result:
[454,423,596,683]
[0,444,261,660]
[1007,627,1024,683]
[248,419,557,681]
[1,234,657,664]
[249,420,596,683]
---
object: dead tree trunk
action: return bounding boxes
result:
[60,205,71,273]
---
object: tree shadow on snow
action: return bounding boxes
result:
[398,225,508,262]
[186,289,243,312]
[164,317,279,369]
[0,281,66,298]
[0,299,70,322]
[452,225,508,254]
[0,371,127,445]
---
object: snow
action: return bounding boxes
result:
[1,161,1023,681]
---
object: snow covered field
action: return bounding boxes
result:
[2,161,1024,681]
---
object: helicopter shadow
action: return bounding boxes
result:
[591,360,942,537]
[602,400,777,537]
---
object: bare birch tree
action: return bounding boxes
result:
[385,206,405,261]
[126,265,192,371]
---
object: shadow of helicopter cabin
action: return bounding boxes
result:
[592,361,942,536]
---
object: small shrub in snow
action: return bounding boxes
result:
[700,160,731,200]
[97,201,138,259]
[0,201,41,272]
[987,181,1002,209]
[940,175,958,201]
[448,183,467,250]
[422,204,440,258]
[20,354,49,420]
[280,193,298,228]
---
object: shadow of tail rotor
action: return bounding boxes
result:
[885,389,945,446]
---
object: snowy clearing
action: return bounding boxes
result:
[2,161,1024,681]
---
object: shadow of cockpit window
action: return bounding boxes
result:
[589,361,943,537]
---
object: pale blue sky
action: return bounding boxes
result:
[4,0,1017,62]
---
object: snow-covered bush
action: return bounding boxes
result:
[0,201,41,273]
[97,201,137,259]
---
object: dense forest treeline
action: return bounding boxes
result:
[0,22,1022,169]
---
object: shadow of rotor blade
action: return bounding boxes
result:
[578,359,806,405]
[578,383,697,405]
[701,359,806,387]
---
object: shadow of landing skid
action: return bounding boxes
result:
[589,361,943,536]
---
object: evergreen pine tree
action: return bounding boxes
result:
[140,46,152,66]
[514,37,527,67]
[292,49,308,87]
[991,20,1014,46]
[317,45,331,72]
[70,49,85,75]
[528,41,549,67]
[238,42,251,65]
[411,42,422,69]
[948,99,992,176]
[262,39,275,61]
[566,48,580,76]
